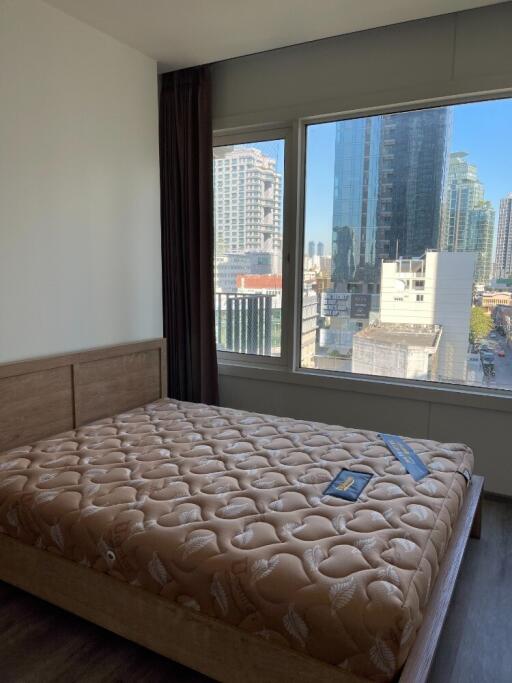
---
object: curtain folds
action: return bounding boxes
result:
[160,66,219,404]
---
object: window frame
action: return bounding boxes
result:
[214,90,512,408]
[212,125,295,368]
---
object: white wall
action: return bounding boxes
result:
[0,0,162,363]
[380,252,475,381]
[212,3,512,129]
[212,3,512,496]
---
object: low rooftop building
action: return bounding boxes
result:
[352,323,442,381]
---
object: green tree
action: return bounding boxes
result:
[470,306,493,344]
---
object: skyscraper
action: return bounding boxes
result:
[213,146,282,257]
[316,241,325,257]
[324,108,451,361]
[379,107,451,258]
[470,202,495,285]
[331,108,451,292]
[331,116,382,292]
[441,152,495,286]
[494,193,512,280]
[308,241,316,258]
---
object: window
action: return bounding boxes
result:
[300,98,512,391]
[213,139,285,357]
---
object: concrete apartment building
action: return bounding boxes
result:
[353,323,441,380]
[354,251,475,383]
[301,274,320,368]
[480,290,512,312]
[215,251,274,292]
[213,146,282,257]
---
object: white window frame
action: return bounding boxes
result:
[213,125,295,368]
[214,91,512,413]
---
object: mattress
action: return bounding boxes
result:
[0,399,473,682]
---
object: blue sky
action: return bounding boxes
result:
[304,123,336,249]
[302,98,512,253]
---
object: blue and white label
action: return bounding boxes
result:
[380,434,429,481]
[323,469,373,501]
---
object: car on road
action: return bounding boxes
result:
[497,349,506,357]
[481,352,495,365]
[483,362,496,377]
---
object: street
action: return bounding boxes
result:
[478,333,512,391]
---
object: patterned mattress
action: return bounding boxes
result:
[0,399,473,682]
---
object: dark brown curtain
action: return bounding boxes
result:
[160,66,219,404]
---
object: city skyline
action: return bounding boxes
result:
[301,98,510,388]
[213,103,512,391]
[304,98,512,257]
[214,99,512,278]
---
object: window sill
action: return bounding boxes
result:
[218,361,512,414]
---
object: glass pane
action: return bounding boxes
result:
[301,98,512,392]
[213,140,284,356]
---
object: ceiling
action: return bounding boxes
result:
[44,0,503,72]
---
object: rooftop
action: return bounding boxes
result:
[355,323,442,349]
[236,274,282,290]
[482,291,512,298]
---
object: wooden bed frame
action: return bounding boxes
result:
[0,340,483,683]
[0,339,167,453]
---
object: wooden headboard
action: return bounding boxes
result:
[0,339,167,453]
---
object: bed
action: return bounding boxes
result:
[0,339,483,683]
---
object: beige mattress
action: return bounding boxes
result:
[0,399,473,682]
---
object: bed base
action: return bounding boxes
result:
[0,475,483,683]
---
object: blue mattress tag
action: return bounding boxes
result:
[323,469,373,501]
[380,433,429,481]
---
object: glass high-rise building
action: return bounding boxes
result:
[441,152,483,251]
[331,108,451,291]
[494,193,512,280]
[470,202,495,286]
[379,107,451,259]
[331,117,382,291]
[441,152,494,286]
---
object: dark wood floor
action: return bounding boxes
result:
[1,497,510,683]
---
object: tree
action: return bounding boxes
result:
[470,306,493,344]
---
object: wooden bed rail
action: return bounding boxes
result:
[0,339,167,452]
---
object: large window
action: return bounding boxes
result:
[213,97,512,396]
[301,98,512,392]
[213,139,284,357]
